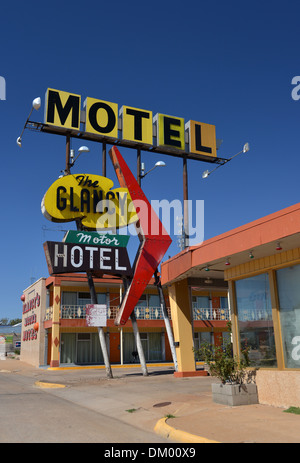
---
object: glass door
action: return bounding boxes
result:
[76,333,91,364]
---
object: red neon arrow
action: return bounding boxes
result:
[109,146,172,325]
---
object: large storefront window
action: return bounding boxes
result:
[235,274,277,367]
[277,264,300,369]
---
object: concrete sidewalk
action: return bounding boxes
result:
[1,358,300,443]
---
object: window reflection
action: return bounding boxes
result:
[277,265,300,368]
[235,274,277,367]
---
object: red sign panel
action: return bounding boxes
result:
[109,146,172,325]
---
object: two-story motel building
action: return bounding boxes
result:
[21,202,300,408]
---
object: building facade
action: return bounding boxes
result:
[21,273,229,368]
[161,202,300,407]
[21,200,300,407]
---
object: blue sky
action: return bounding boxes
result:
[1,0,300,320]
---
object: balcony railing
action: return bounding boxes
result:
[44,305,229,322]
[193,306,230,321]
[45,305,171,321]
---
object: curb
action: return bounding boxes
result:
[46,362,205,371]
[154,417,219,444]
[35,381,66,389]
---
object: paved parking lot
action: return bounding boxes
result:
[1,359,300,443]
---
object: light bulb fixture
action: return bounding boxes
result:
[249,251,254,259]
[205,266,210,271]
[141,160,166,178]
[276,242,282,251]
[243,142,250,153]
[70,146,90,167]
[32,97,41,110]
[78,145,90,153]
[202,142,250,179]
[16,96,41,147]
[204,277,213,284]
[225,259,231,266]
[202,170,210,179]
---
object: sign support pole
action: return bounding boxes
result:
[119,284,124,365]
[130,310,148,376]
[87,272,113,378]
[123,277,148,376]
[65,135,71,175]
[137,147,141,185]
[183,155,189,248]
[102,142,106,177]
[154,270,178,371]
[136,148,177,371]
[75,218,113,378]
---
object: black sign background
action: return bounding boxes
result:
[43,241,132,276]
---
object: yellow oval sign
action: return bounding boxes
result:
[41,173,138,230]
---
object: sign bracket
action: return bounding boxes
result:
[24,120,229,165]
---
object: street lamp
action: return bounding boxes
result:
[202,142,250,179]
[140,160,166,179]
[16,97,41,147]
[70,146,90,167]
[63,145,90,175]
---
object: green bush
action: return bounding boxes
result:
[194,339,250,385]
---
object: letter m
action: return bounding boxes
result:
[77,233,91,243]
[45,88,81,130]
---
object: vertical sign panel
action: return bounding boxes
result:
[185,120,216,157]
[154,113,185,150]
[45,88,81,130]
[120,105,153,145]
[84,97,118,138]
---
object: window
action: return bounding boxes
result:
[136,295,147,307]
[277,264,300,368]
[192,296,210,309]
[194,331,212,350]
[62,292,107,306]
[220,297,228,309]
[97,293,107,304]
[136,294,160,308]
[123,332,163,362]
[235,273,277,367]
[77,333,90,341]
[135,294,162,319]
[62,292,77,306]
[148,294,160,308]
[78,292,91,307]
[194,332,213,360]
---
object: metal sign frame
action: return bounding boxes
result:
[24,119,228,165]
